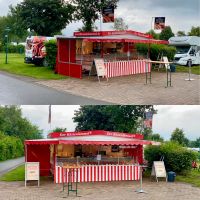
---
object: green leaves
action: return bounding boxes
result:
[0,132,24,161]
[144,142,198,173]
[71,0,119,32]
[10,0,75,36]
[0,106,43,141]
[44,39,57,68]
[73,105,154,133]
[170,128,189,147]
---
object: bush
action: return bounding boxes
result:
[1,44,25,54]
[0,132,24,161]
[144,142,198,174]
[44,39,57,68]
[136,44,176,61]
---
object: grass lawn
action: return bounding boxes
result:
[176,170,200,187]
[152,65,200,75]
[175,65,200,75]
[0,53,67,80]
[0,165,25,181]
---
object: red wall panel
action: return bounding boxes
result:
[56,39,82,78]
[27,145,51,176]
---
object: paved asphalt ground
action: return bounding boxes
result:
[0,157,25,176]
[0,72,109,105]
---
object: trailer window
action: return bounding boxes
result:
[176,46,190,54]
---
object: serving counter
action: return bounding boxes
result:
[55,164,140,184]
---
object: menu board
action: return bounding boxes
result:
[151,161,167,182]
[94,59,106,77]
[25,162,40,187]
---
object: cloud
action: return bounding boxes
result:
[153,105,200,140]
[0,0,199,35]
[21,105,80,137]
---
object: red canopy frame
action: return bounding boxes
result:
[25,130,153,177]
[55,30,168,78]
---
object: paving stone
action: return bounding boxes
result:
[37,72,200,105]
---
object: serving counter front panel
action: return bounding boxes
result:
[55,164,140,184]
[104,60,151,78]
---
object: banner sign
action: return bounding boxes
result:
[144,119,152,128]
[102,6,115,23]
[151,161,167,182]
[145,111,153,120]
[154,17,165,30]
[25,162,40,187]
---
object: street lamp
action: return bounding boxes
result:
[5,27,11,64]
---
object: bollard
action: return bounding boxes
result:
[185,59,194,81]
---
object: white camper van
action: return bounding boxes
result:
[25,36,54,66]
[168,36,200,66]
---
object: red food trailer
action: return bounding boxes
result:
[24,130,152,184]
[55,30,168,79]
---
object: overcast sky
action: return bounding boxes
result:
[21,105,200,141]
[0,0,199,35]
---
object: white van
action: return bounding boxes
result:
[168,36,200,66]
[25,36,54,66]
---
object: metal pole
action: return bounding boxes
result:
[135,165,147,193]
[185,59,194,81]
[5,35,8,64]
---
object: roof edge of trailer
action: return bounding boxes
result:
[47,130,144,140]
[73,30,153,39]
[24,139,153,146]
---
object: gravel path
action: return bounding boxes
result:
[1,179,200,200]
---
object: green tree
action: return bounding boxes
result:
[10,0,75,36]
[189,137,200,148]
[170,128,189,146]
[177,31,186,36]
[71,0,119,32]
[188,26,200,36]
[52,127,67,132]
[7,8,28,43]
[150,133,164,142]
[113,17,128,31]
[159,26,174,41]
[73,105,155,133]
[146,29,159,39]
[0,106,43,141]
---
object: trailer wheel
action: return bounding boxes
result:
[42,58,48,67]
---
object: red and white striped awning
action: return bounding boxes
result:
[56,30,168,45]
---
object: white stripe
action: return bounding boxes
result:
[88,165,91,182]
[122,165,124,180]
[99,165,101,181]
[59,167,62,183]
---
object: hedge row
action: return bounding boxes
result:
[44,39,57,68]
[0,132,24,161]
[136,43,176,61]
[0,44,25,54]
[144,142,198,174]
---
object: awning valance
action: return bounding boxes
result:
[25,139,152,146]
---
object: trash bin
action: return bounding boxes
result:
[170,64,176,72]
[167,171,176,182]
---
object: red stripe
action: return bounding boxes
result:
[58,167,60,184]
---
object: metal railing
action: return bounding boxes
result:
[57,156,134,166]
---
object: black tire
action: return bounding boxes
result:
[42,58,48,67]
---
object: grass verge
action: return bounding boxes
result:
[175,65,200,75]
[0,53,67,80]
[176,170,200,187]
[0,165,25,181]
